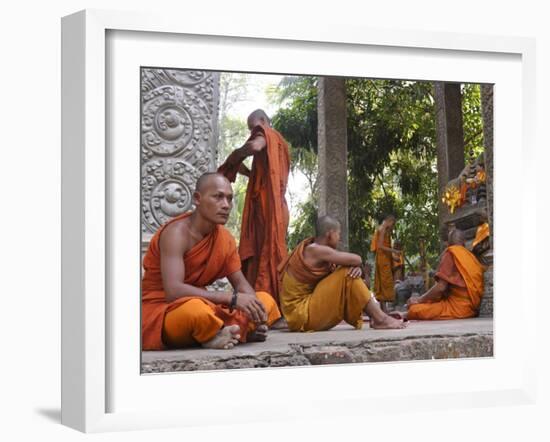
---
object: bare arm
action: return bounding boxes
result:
[223,135,266,168]
[308,245,363,267]
[408,279,448,306]
[159,226,231,304]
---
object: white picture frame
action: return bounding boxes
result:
[61,9,537,433]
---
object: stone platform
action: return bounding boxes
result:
[141,318,493,373]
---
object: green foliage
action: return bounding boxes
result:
[273,77,483,272]
[462,83,484,160]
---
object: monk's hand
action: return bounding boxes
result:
[236,292,267,323]
[407,296,421,307]
[347,266,362,279]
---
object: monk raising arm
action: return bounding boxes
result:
[219,133,266,180]
[159,223,266,323]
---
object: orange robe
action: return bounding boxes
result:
[472,222,490,248]
[141,212,281,350]
[277,238,372,332]
[371,228,395,302]
[408,245,485,320]
[218,124,290,303]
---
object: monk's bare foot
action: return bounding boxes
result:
[202,325,240,349]
[370,315,407,329]
[269,317,288,330]
[247,324,268,342]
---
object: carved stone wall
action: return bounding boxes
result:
[141,69,220,241]
[317,77,349,250]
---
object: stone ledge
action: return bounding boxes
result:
[141,318,493,373]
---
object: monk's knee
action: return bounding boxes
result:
[173,299,214,322]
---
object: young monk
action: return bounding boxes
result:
[472,210,490,258]
[141,172,282,351]
[392,239,405,282]
[371,215,401,312]
[217,109,290,303]
[405,229,486,320]
[278,215,406,332]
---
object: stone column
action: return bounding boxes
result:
[140,69,220,250]
[479,83,494,318]
[434,82,465,242]
[481,84,494,246]
[317,77,349,250]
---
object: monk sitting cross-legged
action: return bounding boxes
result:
[141,172,282,351]
[405,229,486,320]
[278,215,407,332]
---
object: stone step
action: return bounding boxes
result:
[141,318,493,373]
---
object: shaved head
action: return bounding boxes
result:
[247,109,271,128]
[315,215,341,238]
[448,228,465,246]
[194,172,229,194]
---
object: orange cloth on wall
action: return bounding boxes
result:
[472,222,490,248]
[141,212,281,350]
[408,245,485,320]
[372,228,395,302]
[218,124,290,303]
[278,238,372,331]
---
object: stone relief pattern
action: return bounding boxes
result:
[141,68,219,233]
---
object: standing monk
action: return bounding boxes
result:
[278,216,406,332]
[405,229,486,320]
[371,214,401,311]
[218,109,290,303]
[141,173,282,351]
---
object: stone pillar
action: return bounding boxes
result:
[140,69,220,250]
[434,82,465,242]
[479,84,494,318]
[317,77,349,250]
[481,84,494,246]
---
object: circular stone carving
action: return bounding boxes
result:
[142,159,205,232]
[141,85,213,160]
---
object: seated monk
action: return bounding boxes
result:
[278,215,406,332]
[405,229,486,320]
[141,172,282,351]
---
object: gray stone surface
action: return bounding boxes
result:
[481,84,494,248]
[141,318,493,373]
[317,77,349,250]
[140,68,220,236]
[479,266,494,318]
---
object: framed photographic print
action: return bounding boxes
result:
[61,9,537,433]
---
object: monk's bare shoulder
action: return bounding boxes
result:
[303,243,333,266]
[159,218,191,255]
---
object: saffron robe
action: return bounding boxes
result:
[408,245,485,320]
[278,238,372,332]
[371,228,395,302]
[218,124,290,302]
[141,212,281,350]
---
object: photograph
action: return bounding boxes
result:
[139,67,494,373]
